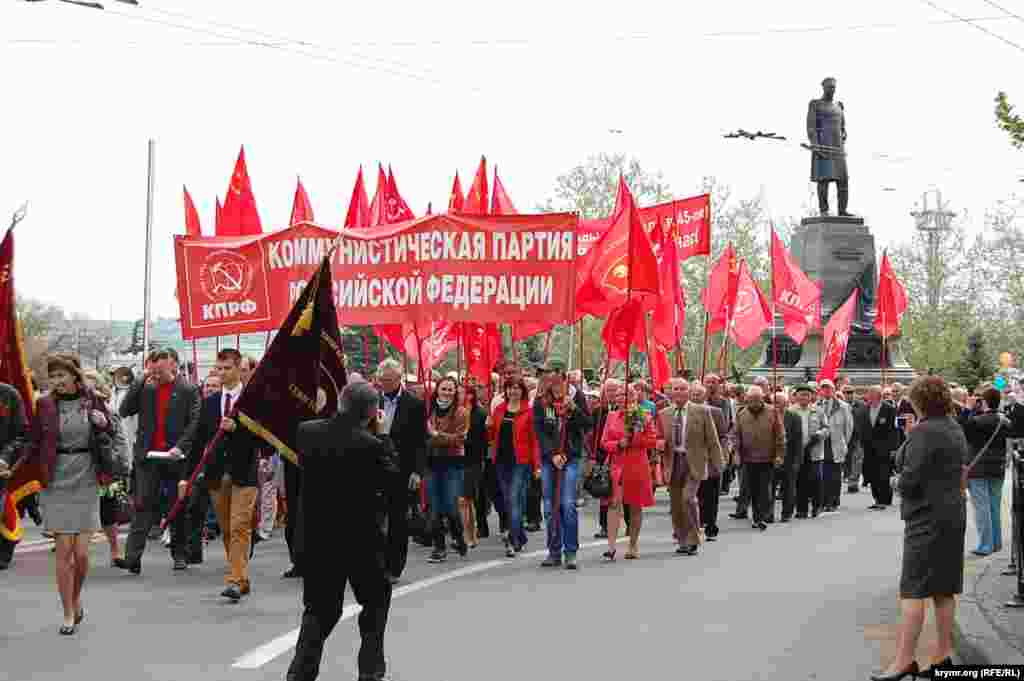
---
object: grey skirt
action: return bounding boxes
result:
[899,501,966,599]
[40,452,100,534]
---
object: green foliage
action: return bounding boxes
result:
[955,329,994,392]
[995,92,1024,150]
[539,153,672,219]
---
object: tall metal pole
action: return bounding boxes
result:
[142,139,156,359]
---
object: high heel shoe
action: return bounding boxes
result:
[920,657,952,677]
[869,661,919,680]
[74,608,84,625]
[601,549,616,562]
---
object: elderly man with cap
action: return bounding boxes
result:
[817,378,854,513]
[731,376,771,520]
[792,383,829,518]
[734,386,785,531]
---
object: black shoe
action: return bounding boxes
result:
[594,529,608,539]
[58,623,77,636]
[28,507,43,526]
[756,521,767,531]
[675,545,698,556]
[186,554,203,565]
[920,657,952,677]
[765,517,775,524]
[388,574,400,585]
[795,512,808,519]
[172,557,187,571]
[729,512,748,520]
[811,508,820,518]
[428,550,446,563]
[113,558,141,575]
[221,584,242,601]
[282,567,302,579]
[706,525,719,539]
[0,562,8,570]
[541,555,562,567]
[455,542,468,558]
[526,523,541,533]
[869,661,919,681]
[780,516,792,523]
[848,486,859,493]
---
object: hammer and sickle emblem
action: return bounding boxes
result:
[210,261,244,294]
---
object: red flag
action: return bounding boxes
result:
[818,289,859,383]
[701,243,738,335]
[220,146,262,236]
[464,156,489,214]
[448,173,465,212]
[215,197,223,233]
[875,251,907,338]
[289,177,314,226]
[462,322,502,386]
[511,321,555,341]
[638,194,711,261]
[650,342,673,391]
[576,176,660,312]
[344,167,371,229]
[771,228,820,344]
[0,228,41,544]
[601,298,646,361]
[649,220,686,348]
[490,167,517,215]
[183,186,202,236]
[385,166,415,223]
[367,164,387,227]
[409,322,458,375]
[729,259,772,349]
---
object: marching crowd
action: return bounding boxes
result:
[1,347,1021,679]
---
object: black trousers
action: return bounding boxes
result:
[475,461,495,537]
[797,461,823,515]
[288,560,392,680]
[735,464,751,514]
[865,453,893,506]
[385,478,410,579]
[823,461,842,508]
[0,536,14,567]
[126,460,188,563]
[698,475,721,532]
[526,475,542,526]
[284,459,305,571]
[744,463,773,523]
[777,466,800,519]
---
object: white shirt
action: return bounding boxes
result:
[221,383,243,418]
[381,387,403,434]
[672,403,688,453]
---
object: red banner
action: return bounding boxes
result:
[174,214,578,340]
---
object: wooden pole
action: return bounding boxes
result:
[190,340,199,385]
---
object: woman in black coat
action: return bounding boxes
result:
[871,376,967,681]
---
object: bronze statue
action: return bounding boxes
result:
[806,77,851,217]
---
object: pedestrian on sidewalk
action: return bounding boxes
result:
[26,354,117,635]
[959,386,1010,556]
[870,376,966,681]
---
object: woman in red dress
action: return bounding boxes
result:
[600,384,657,561]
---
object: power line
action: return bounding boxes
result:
[6,13,1023,49]
[979,0,1024,24]
[918,0,1024,53]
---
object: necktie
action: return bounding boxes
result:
[224,393,233,416]
[674,407,683,450]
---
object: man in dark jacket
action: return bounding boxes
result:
[856,385,901,510]
[0,383,28,570]
[116,348,199,574]
[961,387,1011,555]
[286,381,402,681]
[774,391,804,522]
[376,358,427,584]
[692,383,728,539]
[534,366,592,569]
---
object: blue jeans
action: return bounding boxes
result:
[542,460,580,556]
[968,477,1005,554]
[428,462,464,518]
[496,462,529,548]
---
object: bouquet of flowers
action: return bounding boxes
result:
[624,403,647,434]
[98,479,133,525]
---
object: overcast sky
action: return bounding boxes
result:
[2,0,1023,321]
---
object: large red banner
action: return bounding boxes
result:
[174,214,578,340]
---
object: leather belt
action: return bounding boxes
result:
[57,448,91,454]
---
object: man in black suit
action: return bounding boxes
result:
[0,382,28,570]
[287,381,401,681]
[774,391,804,522]
[376,358,426,584]
[856,385,901,509]
[116,348,199,574]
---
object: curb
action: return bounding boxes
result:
[955,553,1024,665]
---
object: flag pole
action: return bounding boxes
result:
[880,249,888,388]
[699,194,713,381]
[770,227,779,390]
[191,340,199,385]
[457,324,464,379]
[644,312,655,386]
[142,139,156,360]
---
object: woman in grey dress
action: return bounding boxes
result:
[870,376,967,681]
[26,355,116,635]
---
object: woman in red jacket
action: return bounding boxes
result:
[488,378,540,558]
[600,383,657,561]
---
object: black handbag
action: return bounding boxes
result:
[584,461,612,499]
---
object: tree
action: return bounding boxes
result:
[995,92,1024,150]
[539,153,672,219]
[956,329,994,392]
[15,295,64,339]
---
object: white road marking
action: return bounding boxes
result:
[232,538,637,670]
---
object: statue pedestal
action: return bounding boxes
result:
[747,215,915,387]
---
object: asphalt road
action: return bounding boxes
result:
[2,489,926,681]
